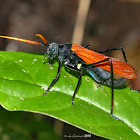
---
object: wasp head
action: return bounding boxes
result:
[47,42,59,59]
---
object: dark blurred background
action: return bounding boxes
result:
[0,0,139,139]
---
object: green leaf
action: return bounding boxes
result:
[0,51,139,140]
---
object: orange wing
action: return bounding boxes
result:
[71,44,136,79]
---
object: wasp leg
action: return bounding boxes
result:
[85,58,124,122]
[65,65,83,106]
[83,45,90,49]
[43,61,62,95]
[96,46,127,62]
[71,70,83,106]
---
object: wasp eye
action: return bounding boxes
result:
[50,48,55,54]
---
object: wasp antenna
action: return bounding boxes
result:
[0,35,40,45]
[36,34,48,44]
[39,42,48,47]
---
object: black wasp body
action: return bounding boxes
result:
[46,42,83,67]
[0,34,135,122]
[46,42,126,87]
[44,42,127,122]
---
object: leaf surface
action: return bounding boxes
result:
[0,51,139,139]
